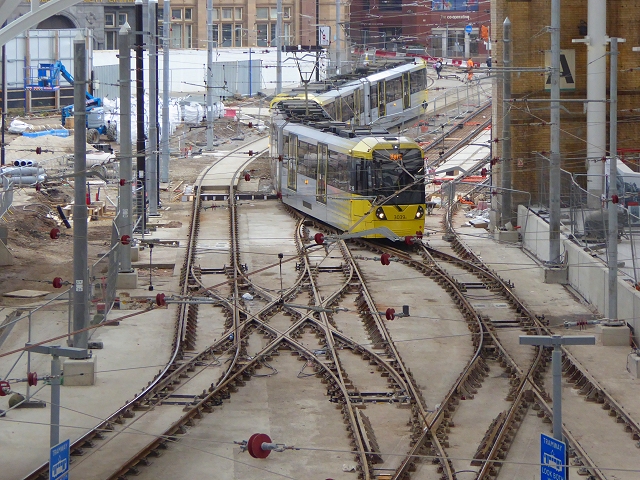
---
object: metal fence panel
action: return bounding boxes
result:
[89,215,121,329]
[0,177,13,220]
[94,64,120,101]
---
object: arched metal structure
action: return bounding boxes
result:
[0,0,82,47]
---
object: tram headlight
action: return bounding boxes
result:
[415,206,424,219]
[376,207,387,220]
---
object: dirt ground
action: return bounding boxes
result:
[0,99,273,306]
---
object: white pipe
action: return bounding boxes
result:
[586,0,607,207]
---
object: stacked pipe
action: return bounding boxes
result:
[1,161,46,185]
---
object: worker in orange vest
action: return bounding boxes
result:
[466,58,474,82]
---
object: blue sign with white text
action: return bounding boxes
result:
[541,433,566,480]
[50,439,70,480]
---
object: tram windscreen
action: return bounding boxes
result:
[370,149,425,204]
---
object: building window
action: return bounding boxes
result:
[235,25,242,47]
[185,8,193,20]
[283,23,291,45]
[105,31,117,50]
[222,8,232,20]
[222,24,232,46]
[256,7,291,46]
[171,24,182,47]
[235,8,243,20]
[105,13,115,27]
[379,0,402,12]
[212,8,219,20]
[172,9,182,20]
[185,24,193,48]
[212,25,219,46]
[256,8,268,20]
[118,13,127,26]
[257,23,268,47]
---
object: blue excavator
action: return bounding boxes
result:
[38,61,117,143]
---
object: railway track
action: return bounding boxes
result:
[23,138,269,480]
[22,80,639,480]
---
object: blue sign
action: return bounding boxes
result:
[50,439,70,480]
[465,25,473,34]
[541,434,566,480]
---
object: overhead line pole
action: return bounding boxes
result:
[118,22,133,274]
[501,17,512,227]
[135,0,146,234]
[72,31,88,350]
[335,0,340,75]
[148,0,158,216]
[608,37,622,323]
[549,0,561,264]
[206,0,215,150]
[276,0,282,93]
[520,335,595,441]
[160,0,170,182]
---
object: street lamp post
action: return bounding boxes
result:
[519,334,595,441]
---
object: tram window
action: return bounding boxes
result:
[342,94,354,122]
[324,101,336,120]
[283,135,289,156]
[410,69,426,93]
[385,77,401,105]
[297,141,317,179]
[327,149,350,191]
[370,86,378,111]
[297,141,309,177]
[287,157,297,191]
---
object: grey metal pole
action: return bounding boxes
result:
[206,0,214,150]
[148,0,158,216]
[160,0,170,182]
[335,0,341,75]
[549,0,561,264]
[1,22,6,167]
[73,32,88,350]
[552,342,562,440]
[135,0,146,234]
[608,37,619,322]
[276,0,282,93]
[119,23,133,273]
[50,354,61,447]
[520,335,595,443]
[464,30,470,60]
[26,344,89,448]
[501,17,512,227]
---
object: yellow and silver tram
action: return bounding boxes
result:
[272,119,426,239]
[270,61,429,130]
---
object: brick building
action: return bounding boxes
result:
[349,0,491,59]
[491,0,640,205]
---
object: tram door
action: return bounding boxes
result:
[317,143,328,203]
[378,82,386,117]
[288,135,298,191]
[403,73,411,109]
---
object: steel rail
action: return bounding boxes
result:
[23,139,270,480]
[440,201,607,479]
